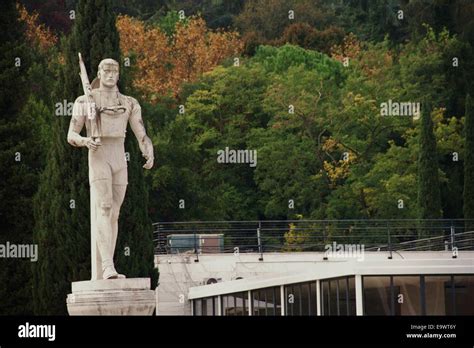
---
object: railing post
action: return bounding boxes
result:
[194,229,199,263]
[323,223,327,250]
[450,222,456,259]
[387,222,392,260]
[257,221,263,261]
[157,223,167,254]
[155,223,160,254]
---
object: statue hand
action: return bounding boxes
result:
[84,137,101,151]
[143,153,154,169]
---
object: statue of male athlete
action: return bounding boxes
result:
[67,57,153,280]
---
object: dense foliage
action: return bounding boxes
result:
[0,0,473,314]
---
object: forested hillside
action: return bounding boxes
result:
[1,0,473,314]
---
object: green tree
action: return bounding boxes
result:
[464,94,474,229]
[417,102,442,220]
[235,0,334,42]
[398,27,472,119]
[275,23,345,54]
[334,0,407,43]
[0,0,35,315]
[158,0,245,29]
[235,0,340,55]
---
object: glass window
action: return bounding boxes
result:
[362,274,474,316]
[392,276,421,315]
[275,287,282,315]
[222,292,248,316]
[285,282,317,316]
[294,283,302,315]
[285,284,301,315]
[321,280,330,315]
[211,297,216,315]
[266,288,275,316]
[259,289,267,315]
[363,276,392,315]
[329,279,338,315]
[453,275,474,315]
[229,294,235,315]
[194,297,216,316]
[424,276,453,315]
[285,285,293,315]
[298,284,307,315]
[255,289,267,316]
[194,299,202,316]
[233,292,247,316]
[201,298,208,316]
[299,282,318,316]
[338,278,348,316]
[321,277,355,316]
[252,289,260,316]
[252,287,281,316]
[348,277,356,315]
[222,294,234,316]
[221,295,228,316]
[301,283,310,316]
[309,282,317,315]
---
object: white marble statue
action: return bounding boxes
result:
[67,55,154,280]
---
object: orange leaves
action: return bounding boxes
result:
[117,15,171,101]
[116,15,243,103]
[330,33,361,63]
[322,137,357,188]
[331,32,394,79]
[17,3,57,51]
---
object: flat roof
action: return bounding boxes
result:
[188,256,474,299]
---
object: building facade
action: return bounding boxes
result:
[155,251,474,316]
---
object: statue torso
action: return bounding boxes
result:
[90,89,131,138]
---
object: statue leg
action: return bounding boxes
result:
[90,185,102,280]
[91,178,120,279]
[111,183,127,260]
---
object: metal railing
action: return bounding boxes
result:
[152,219,474,257]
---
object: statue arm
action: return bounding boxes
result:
[67,96,100,151]
[67,97,87,147]
[129,98,154,169]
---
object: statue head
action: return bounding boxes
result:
[96,58,119,89]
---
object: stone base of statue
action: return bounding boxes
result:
[66,278,156,315]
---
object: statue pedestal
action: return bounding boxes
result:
[67,278,156,315]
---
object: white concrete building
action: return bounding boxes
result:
[155,251,474,316]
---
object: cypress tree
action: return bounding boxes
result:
[464,94,474,230]
[0,0,34,315]
[417,102,442,222]
[33,0,155,315]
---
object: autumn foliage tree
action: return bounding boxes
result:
[235,0,333,41]
[116,15,243,103]
[275,23,345,54]
[235,0,340,55]
[17,3,57,52]
[330,33,361,64]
